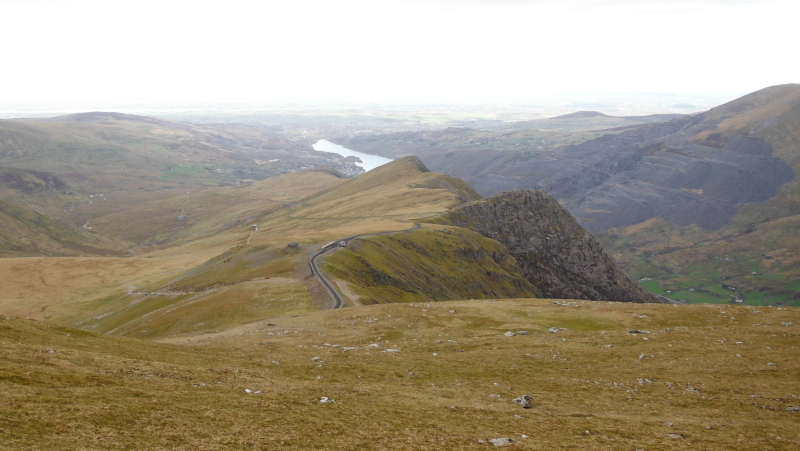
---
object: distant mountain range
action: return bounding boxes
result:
[1,85,797,305]
[336,85,800,305]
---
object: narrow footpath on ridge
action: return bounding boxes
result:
[309,222,423,309]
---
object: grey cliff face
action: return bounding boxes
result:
[438,189,661,303]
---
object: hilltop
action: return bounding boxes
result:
[552,111,611,119]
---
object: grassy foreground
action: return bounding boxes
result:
[2,299,799,450]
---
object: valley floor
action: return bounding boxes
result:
[2,298,798,450]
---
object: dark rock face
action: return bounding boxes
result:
[436,189,660,303]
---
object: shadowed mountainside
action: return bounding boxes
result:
[335,85,800,305]
[338,85,798,234]
[430,190,659,303]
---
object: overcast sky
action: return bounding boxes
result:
[1,0,797,108]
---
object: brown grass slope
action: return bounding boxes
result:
[2,299,799,450]
[44,158,482,339]
[0,198,122,257]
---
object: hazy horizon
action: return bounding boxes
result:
[2,0,797,117]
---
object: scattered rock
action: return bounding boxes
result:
[383,348,401,353]
[287,242,299,248]
[517,331,530,335]
[638,353,646,360]
[477,439,486,444]
[489,437,515,446]
[781,322,793,326]
[767,363,776,367]
[548,327,568,334]
[665,433,684,439]
[318,397,335,404]
[628,329,651,334]
[512,395,534,409]
[504,331,516,337]
[449,310,456,314]
[367,343,381,349]
[244,389,253,394]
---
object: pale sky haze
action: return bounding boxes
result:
[1,0,797,109]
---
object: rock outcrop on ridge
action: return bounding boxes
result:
[432,189,661,303]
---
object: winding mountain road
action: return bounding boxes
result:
[309,222,422,309]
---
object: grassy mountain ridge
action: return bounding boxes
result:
[322,225,540,304]
[44,157,484,339]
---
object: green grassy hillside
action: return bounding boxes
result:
[322,225,539,304]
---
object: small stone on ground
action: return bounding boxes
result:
[512,395,534,409]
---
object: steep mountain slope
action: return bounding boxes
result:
[338,85,798,234]
[320,184,655,305]
[431,190,659,303]
[593,85,800,305]
[334,85,800,305]
[323,226,541,304]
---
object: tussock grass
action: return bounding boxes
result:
[2,299,799,450]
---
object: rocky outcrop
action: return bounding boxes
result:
[433,189,660,303]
